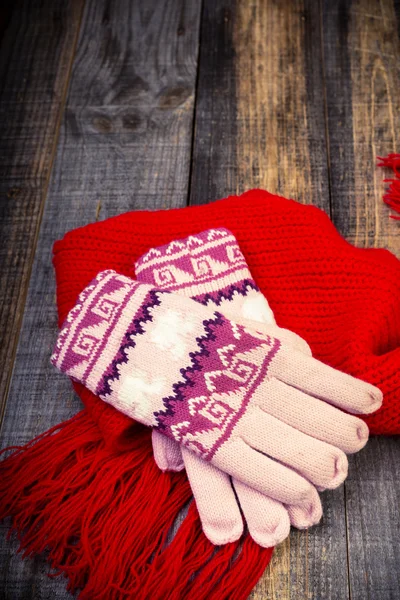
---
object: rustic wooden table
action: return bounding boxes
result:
[0,1,399,598]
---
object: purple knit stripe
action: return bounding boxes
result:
[195,280,259,307]
[153,312,230,426]
[53,272,135,376]
[154,313,280,460]
[96,289,162,398]
[80,278,141,385]
[52,271,149,392]
[206,337,281,460]
[51,270,113,368]
[135,228,234,272]
[147,263,252,292]
[145,251,248,288]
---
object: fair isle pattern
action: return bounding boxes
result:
[135,228,276,325]
[195,280,258,308]
[53,270,282,461]
[51,270,160,394]
[50,269,112,369]
[133,231,282,457]
[96,289,163,399]
[135,228,258,299]
[155,316,281,460]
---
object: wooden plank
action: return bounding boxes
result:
[0,0,201,597]
[323,3,400,599]
[323,0,400,252]
[345,438,400,600]
[190,0,331,209]
[189,1,349,599]
[0,0,85,428]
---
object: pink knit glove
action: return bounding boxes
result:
[52,270,382,520]
[136,229,322,546]
[134,229,373,546]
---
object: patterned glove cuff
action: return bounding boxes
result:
[51,268,282,459]
[135,228,259,303]
[51,270,158,399]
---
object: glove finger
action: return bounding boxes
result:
[270,344,382,414]
[286,485,323,529]
[232,479,290,547]
[264,325,312,356]
[242,407,348,490]
[253,377,369,453]
[152,430,184,472]
[213,438,315,505]
[182,447,244,545]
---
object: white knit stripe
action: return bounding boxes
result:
[162,268,254,299]
[104,302,209,426]
[85,283,153,392]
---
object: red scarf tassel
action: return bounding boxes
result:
[0,410,273,598]
[378,153,400,219]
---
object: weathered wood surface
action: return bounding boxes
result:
[0,0,201,597]
[324,0,400,251]
[190,0,331,210]
[192,1,400,599]
[0,0,84,431]
[192,2,347,599]
[0,0,399,598]
[322,3,400,600]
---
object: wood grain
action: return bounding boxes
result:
[235,2,347,597]
[0,0,201,597]
[233,0,330,210]
[323,3,400,599]
[191,1,400,599]
[188,1,239,205]
[190,1,347,598]
[0,0,84,429]
[346,437,400,600]
[190,0,331,209]
[323,0,400,253]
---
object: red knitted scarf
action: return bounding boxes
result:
[1,184,399,599]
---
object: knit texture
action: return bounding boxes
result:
[136,228,323,548]
[53,268,382,503]
[136,228,372,461]
[135,227,277,325]
[54,189,400,442]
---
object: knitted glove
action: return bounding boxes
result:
[135,228,324,546]
[51,270,382,509]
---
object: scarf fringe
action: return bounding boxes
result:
[378,153,400,219]
[0,410,272,598]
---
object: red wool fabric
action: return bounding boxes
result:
[54,189,400,442]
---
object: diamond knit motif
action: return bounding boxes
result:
[155,314,281,460]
